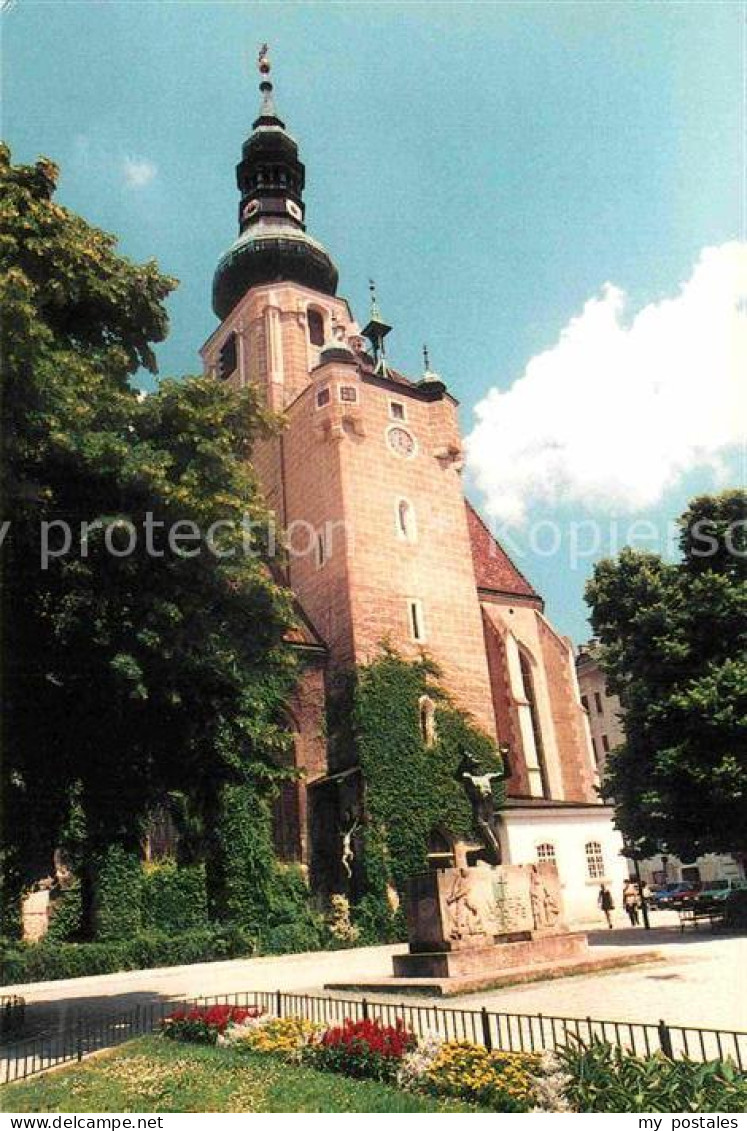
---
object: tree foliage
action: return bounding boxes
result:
[0,145,298,933]
[585,491,747,858]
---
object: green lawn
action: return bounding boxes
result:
[1,1036,485,1113]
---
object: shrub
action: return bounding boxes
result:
[92,846,143,941]
[45,882,82,943]
[142,862,208,934]
[223,1015,320,1060]
[309,1017,416,1083]
[325,894,360,946]
[162,1003,262,1045]
[556,1039,747,1113]
[421,1041,538,1112]
[0,925,254,985]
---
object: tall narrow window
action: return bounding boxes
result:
[408,599,425,642]
[601,734,610,753]
[316,529,326,569]
[585,840,606,879]
[594,691,604,714]
[218,332,238,380]
[419,695,437,747]
[396,498,416,541]
[581,694,589,712]
[519,652,549,798]
[308,308,325,346]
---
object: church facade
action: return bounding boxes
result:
[200,56,627,924]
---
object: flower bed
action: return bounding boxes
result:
[160,1007,747,1113]
[162,1004,263,1044]
[311,1018,416,1083]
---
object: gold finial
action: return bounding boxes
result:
[258,43,271,76]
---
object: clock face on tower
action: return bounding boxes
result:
[387,426,416,458]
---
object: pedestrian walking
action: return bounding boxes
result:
[598,883,615,928]
[623,880,640,926]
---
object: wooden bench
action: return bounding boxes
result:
[677,904,724,932]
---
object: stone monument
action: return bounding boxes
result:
[325,746,660,994]
[392,859,589,981]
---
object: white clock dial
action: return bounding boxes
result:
[387,426,416,457]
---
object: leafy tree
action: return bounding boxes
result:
[1,145,298,935]
[585,491,747,860]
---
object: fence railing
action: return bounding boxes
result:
[0,996,25,1041]
[1,988,745,1085]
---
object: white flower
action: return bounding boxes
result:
[397,1031,444,1089]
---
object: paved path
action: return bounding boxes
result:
[4,917,746,1042]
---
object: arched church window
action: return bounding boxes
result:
[396,498,416,541]
[518,651,550,798]
[418,695,437,747]
[307,308,325,347]
[536,842,556,866]
[585,840,606,879]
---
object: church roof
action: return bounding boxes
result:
[466,501,542,603]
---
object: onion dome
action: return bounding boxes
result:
[212,46,339,320]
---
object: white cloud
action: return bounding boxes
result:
[122,156,157,188]
[465,243,747,524]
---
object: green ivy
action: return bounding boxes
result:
[45,881,82,943]
[142,862,208,934]
[91,845,143,941]
[351,649,504,904]
[207,783,280,931]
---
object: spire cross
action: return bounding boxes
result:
[368,278,381,321]
[423,343,430,372]
[253,42,282,127]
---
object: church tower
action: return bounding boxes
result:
[200,50,626,920]
[201,51,498,738]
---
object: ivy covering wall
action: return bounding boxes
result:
[350,648,504,936]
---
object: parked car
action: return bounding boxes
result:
[651,881,700,909]
[696,878,747,908]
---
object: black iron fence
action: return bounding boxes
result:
[1,988,745,1085]
[0,996,25,1041]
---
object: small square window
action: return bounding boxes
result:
[339,385,358,403]
[316,387,331,408]
[390,401,405,421]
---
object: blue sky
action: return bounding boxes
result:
[4,0,744,641]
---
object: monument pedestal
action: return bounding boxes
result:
[326,862,661,996]
[393,930,589,979]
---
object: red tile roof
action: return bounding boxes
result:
[466,501,541,602]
